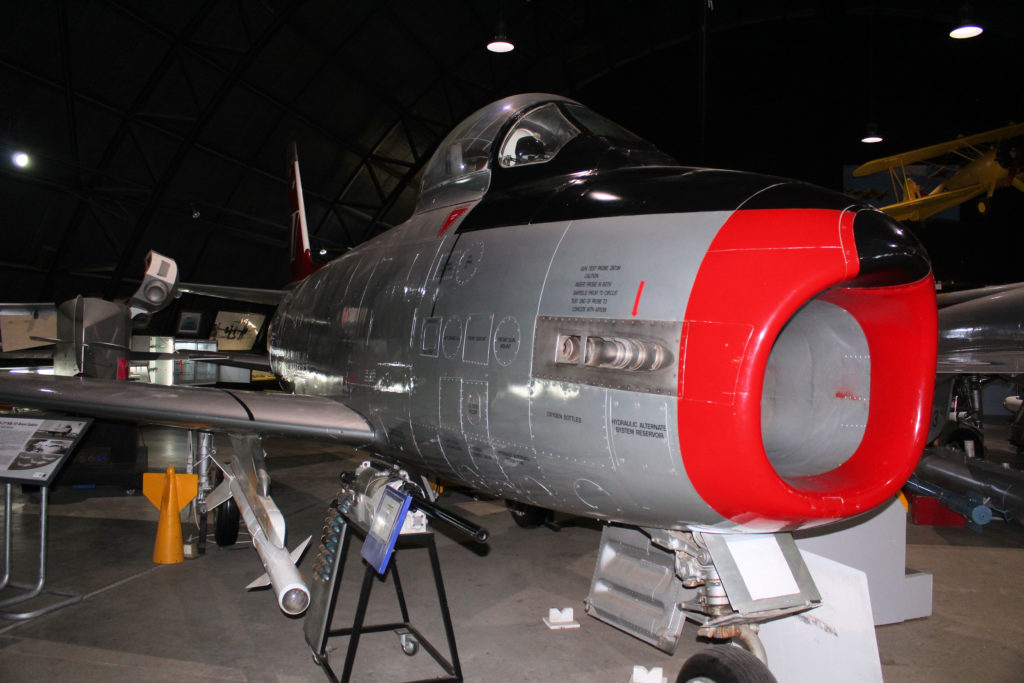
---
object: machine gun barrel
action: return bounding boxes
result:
[406,490,489,543]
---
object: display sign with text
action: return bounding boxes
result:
[0,417,92,485]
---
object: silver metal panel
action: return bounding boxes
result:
[418,222,573,505]
[528,383,612,470]
[434,223,570,444]
[462,314,493,365]
[454,240,485,285]
[585,524,692,653]
[537,213,728,321]
[439,377,462,432]
[492,316,522,366]
[703,532,821,616]
[527,381,637,518]
[419,316,441,357]
[491,434,548,505]
[438,433,483,485]
[467,438,515,496]
[605,394,708,527]
[461,379,490,437]
[441,315,463,359]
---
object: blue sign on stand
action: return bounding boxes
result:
[360,486,412,574]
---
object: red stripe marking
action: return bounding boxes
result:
[632,280,645,316]
[438,207,469,237]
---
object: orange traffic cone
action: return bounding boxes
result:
[142,467,199,564]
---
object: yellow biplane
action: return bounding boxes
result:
[853,122,1024,221]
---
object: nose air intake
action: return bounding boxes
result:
[761,298,870,477]
[679,206,937,529]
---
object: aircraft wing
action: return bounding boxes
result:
[938,283,1024,375]
[0,373,373,443]
[937,351,1024,374]
[0,348,55,362]
[0,371,374,616]
[134,349,273,372]
[937,282,1024,308]
[854,121,1024,177]
[3,347,274,373]
[178,282,287,306]
[880,184,981,221]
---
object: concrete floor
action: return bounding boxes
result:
[0,427,1021,682]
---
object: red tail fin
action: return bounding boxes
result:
[288,144,318,283]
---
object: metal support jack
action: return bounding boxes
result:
[0,483,81,620]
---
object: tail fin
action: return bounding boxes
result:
[288,144,319,283]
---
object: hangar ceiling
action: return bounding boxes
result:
[2,1,1022,321]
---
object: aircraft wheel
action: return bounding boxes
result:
[212,469,240,546]
[215,497,240,547]
[506,500,549,528]
[676,646,777,683]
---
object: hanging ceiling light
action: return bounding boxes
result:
[487,20,514,53]
[861,123,883,144]
[950,4,983,39]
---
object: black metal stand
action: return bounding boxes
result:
[0,483,81,620]
[309,522,462,683]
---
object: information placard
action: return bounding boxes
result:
[360,487,412,574]
[0,417,92,485]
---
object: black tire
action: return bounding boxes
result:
[215,496,240,546]
[676,646,777,683]
[213,469,240,547]
[505,500,549,528]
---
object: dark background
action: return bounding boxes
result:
[1,1,1021,336]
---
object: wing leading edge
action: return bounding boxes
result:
[0,373,374,444]
[937,283,1024,375]
[853,121,1024,176]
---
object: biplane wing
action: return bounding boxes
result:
[854,122,1024,220]
[853,121,1024,177]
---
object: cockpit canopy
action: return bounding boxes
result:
[496,102,580,169]
[416,93,670,213]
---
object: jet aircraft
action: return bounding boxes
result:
[0,93,938,678]
[853,122,1024,221]
[907,282,1024,530]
